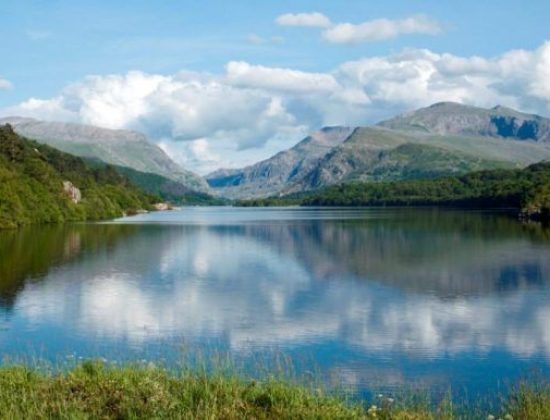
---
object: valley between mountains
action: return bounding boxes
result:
[206,102,550,199]
[2,101,550,229]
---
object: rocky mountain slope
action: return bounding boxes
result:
[0,117,209,193]
[378,102,550,141]
[283,126,550,194]
[206,126,353,199]
[208,103,550,199]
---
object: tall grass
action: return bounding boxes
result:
[0,361,367,419]
[0,360,545,419]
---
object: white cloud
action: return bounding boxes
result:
[275,12,332,28]
[3,41,550,173]
[529,41,550,99]
[323,15,442,44]
[335,42,550,113]
[225,61,340,94]
[276,12,441,44]
[159,138,223,174]
[0,77,12,90]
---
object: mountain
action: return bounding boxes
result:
[283,125,550,194]
[86,161,227,205]
[206,126,353,199]
[208,103,550,199]
[0,117,210,193]
[304,161,550,221]
[378,101,550,141]
[0,124,157,229]
[237,161,550,222]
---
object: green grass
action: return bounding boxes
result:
[505,383,550,420]
[0,362,366,419]
[0,361,545,419]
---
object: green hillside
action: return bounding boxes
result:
[274,125,550,196]
[84,158,227,205]
[0,124,158,229]
[340,142,510,182]
[1,117,211,193]
[102,164,227,206]
[237,162,550,221]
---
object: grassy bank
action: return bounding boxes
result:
[0,362,546,419]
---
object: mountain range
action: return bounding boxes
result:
[0,117,210,193]
[378,102,550,141]
[207,102,550,199]
[3,102,550,202]
[206,126,354,199]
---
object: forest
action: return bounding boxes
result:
[0,124,158,229]
[237,162,550,221]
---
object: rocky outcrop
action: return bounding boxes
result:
[153,202,171,211]
[62,181,81,204]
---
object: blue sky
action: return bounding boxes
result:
[1,0,550,172]
[1,0,549,104]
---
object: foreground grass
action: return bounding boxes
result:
[0,361,546,419]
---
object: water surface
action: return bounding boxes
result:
[1,207,550,398]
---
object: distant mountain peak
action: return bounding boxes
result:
[320,125,347,133]
[429,101,462,108]
[0,116,149,144]
[0,116,37,125]
[378,102,550,142]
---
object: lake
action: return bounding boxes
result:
[1,207,550,400]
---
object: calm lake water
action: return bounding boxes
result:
[1,207,550,399]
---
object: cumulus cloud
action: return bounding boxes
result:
[323,15,442,44]
[275,12,331,28]
[159,138,224,175]
[276,12,441,44]
[0,77,12,90]
[3,41,550,173]
[332,42,550,118]
[225,61,340,94]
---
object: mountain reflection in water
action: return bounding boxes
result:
[1,208,549,395]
